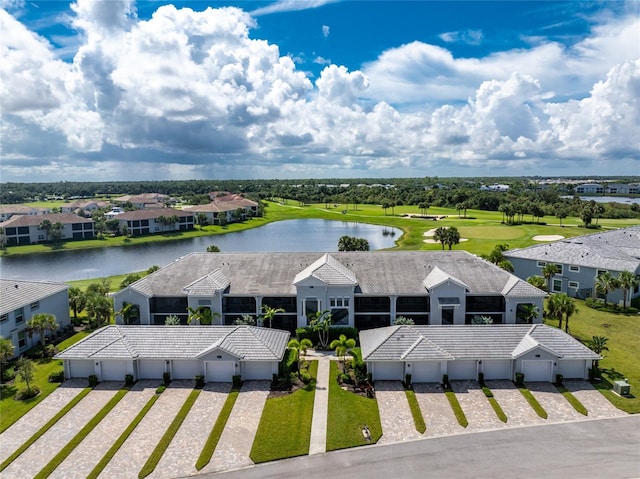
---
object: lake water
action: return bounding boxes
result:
[0,219,401,282]
[562,196,640,205]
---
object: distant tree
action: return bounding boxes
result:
[187,306,219,325]
[433,227,448,250]
[444,227,461,250]
[595,271,618,307]
[0,338,15,380]
[527,275,548,292]
[120,273,142,289]
[26,313,59,355]
[261,305,285,328]
[146,265,160,274]
[516,304,539,324]
[115,302,138,325]
[206,245,221,252]
[217,212,228,226]
[471,315,493,324]
[85,295,113,328]
[338,236,369,251]
[542,263,558,292]
[196,213,208,227]
[234,314,256,326]
[49,222,64,243]
[554,205,568,226]
[68,287,86,321]
[39,219,52,242]
[617,270,638,310]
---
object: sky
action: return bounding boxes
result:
[1,0,639,182]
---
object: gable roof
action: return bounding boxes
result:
[115,208,193,221]
[293,253,357,285]
[55,325,290,361]
[360,324,598,361]
[422,266,469,291]
[183,269,230,296]
[0,279,68,315]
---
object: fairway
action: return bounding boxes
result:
[456,225,526,240]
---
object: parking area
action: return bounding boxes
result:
[484,380,546,427]
[450,380,508,431]
[375,381,423,444]
[413,382,464,437]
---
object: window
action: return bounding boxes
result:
[537,261,546,268]
[569,265,580,273]
[441,308,454,325]
[30,301,39,310]
[18,331,26,348]
[554,264,563,274]
[330,297,350,308]
[304,299,319,321]
[0,314,7,323]
[596,270,607,277]
[15,307,24,323]
[568,281,579,289]
[552,279,562,292]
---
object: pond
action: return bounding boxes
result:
[0,219,401,282]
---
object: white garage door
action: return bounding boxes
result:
[522,360,553,382]
[411,362,441,383]
[371,362,403,380]
[101,361,127,381]
[483,360,512,380]
[139,359,165,379]
[557,360,586,379]
[69,360,94,378]
[243,361,274,380]
[173,360,202,379]
[205,361,235,382]
[447,360,477,380]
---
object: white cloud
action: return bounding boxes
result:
[313,56,331,65]
[439,29,483,45]
[250,0,337,17]
[322,24,329,37]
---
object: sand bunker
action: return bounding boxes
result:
[423,228,469,243]
[532,235,565,241]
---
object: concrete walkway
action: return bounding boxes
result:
[1,381,122,479]
[413,383,463,437]
[200,380,271,474]
[563,380,626,419]
[309,357,330,455]
[375,381,422,444]
[0,378,88,464]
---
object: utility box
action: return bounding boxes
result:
[613,380,631,397]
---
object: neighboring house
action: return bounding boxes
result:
[0,205,50,221]
[360,324,599,382]
[104,207,125,219]
[480,184,510,192]
[504,226,640,304]
[115,208,195,236]
[113,251,546,333]
[55,325,289,382]
[0,279,71,358]
[184,192,259,225]
[113,193,170,209]
[0,213,95,245]
[574,184,605,194]
[59,200,110,215]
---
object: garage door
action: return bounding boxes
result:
[205,361,235,382]
[173,360,201,379]
[482,360,512,380]
[101,361,127,381]
[522,360,553,382]
[243,361,274,380]
[447,360,477,380]
[69,360,94,378]
[411,362,441,383]
[557,360,586,379]
[371,362,403,380]
[139,359,165,379]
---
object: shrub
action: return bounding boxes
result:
[88,374,98,387]
[48,371,65,383]
[442,374,450,388]
[125,374,134,386]
[232,375,242,389]
[15,386,40,400]
[338,373,350,384]
[155,385,166,394]
[300,370,311,384]
[404,373,412,388]
[478,371,485,385]
[162,371,171,385]
[295,326,358,347]
[555,374,564,386]
[515,372,525,387]
[195,375,205,389]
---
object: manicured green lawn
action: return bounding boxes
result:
[404,388,426,433]
[195,387,240,470]
[545,300,640,414]
[444,390,468,427]
[326,361,382,451]
[250,361,318,463]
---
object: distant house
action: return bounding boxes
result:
[575,184,605,194]
[0,213,95,245]
[0,205,50,221]
[55,325,289,382]
[113,193,170,209]
[480,184,510,192]
[184,193,258,224]
[115,208,195,236]
[504,226,640,304]
[59,200,109,215]
[0,279,71,358]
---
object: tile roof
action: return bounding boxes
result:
[422,266,469,291]
[0,279,68,315]
[504,226,640,272]
[360,324,599,361]
[0,213,93,228]
[115,208,193,221]
[55,325,290,361]
[293,253,358,285]
[183,269,230,296]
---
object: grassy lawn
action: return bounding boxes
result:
[326,361,382,451]
[444,390,469,428]
[518,388,548,419]
[250,361,318,463]
[404,388,426,433]
[545,300,640,414]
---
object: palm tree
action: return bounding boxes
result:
[164,315,180,325]
[308,310,332,349]
[595,271,618,307]
[561,295,578,333]
[433,227,448,250]
[0,338,15,380]
[85,294,113,328]
[68,287,86,321]
[444,227,461,250]
[527,275,548,292]
[542,263,558,292]
[516,304,539,324]
[187,306,219,325]
[26,313,59,355]
[546,294,565,330]
[586,336,609,370]
[617,270,638,310]
[261,305,285,328]
[15,357,35,396]
[39,219,52,242]
[287,338,313,378]
[329,334,356,373]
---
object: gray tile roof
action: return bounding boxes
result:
[422,266,469,291]
[126,251,544,298]
[0,213,92,228]
[504,226,640,273]
[360,324,599,361]
[116,208,193,221]
[293,254,357,285]
[0,279,68,315]
[55,325,290,361]
[183,270,230,296]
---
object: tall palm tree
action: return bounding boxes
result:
[586,336,609,370]
[187,306,219,325]
[287,338,313,378]
[261,305,285,328]
[542,263,558,292]
[517,304,539,324]
[26,313,59,355]
[329,334,356,373]
[68,287,86,321]
[444,227,461,250]
[561,295,578,333]
[433,227,448,250]
[546,294,565,330]
[617,270,638,310]
[595,271,618,307]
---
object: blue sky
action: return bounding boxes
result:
[1,0,639,181]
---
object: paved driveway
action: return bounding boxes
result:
[375,381,422,444]
[484,380,546,427]
[527,382,587,422]
[563,380,626,419]
[413,383,464,437]
[450,380,507,431]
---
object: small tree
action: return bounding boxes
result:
[308,310,332,349]
[471,315,493,324]
[527,275,548,292]
[433,227,448,250]
[68,287,86,321]
[617,270,638,310]
[26,313,59,355]
[586,336,609,371]
[287,338,313,378]
[16,356,36,396]
[329,334,356,373]
[206,244,221,252]
[542,263,558,292]
[261,305,285,328]
[0,338,15,380]
[595,271,618,307]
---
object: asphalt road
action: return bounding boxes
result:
[203,416,640,479]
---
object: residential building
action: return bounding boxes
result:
[55,325,289,382]
[113,251,547,333]
[0,205,50,221]
[182,193,258,225]
[59,200,109,214]
[504,226,640,304]
[0,213,95,245]
[113,193,170,209]
[575,184,605,194]
[0,279,71,358]
[360,324,599,382]
[114,208,195,236]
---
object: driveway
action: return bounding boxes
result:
[375,381,422,444]
[526,382,587,422]
[413,383,464,437]
[484,380,546,427]
[450,380,507,431]
[563,380,626,418]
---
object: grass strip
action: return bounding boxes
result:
[195,387,240,470]
[444,390,468,428]
[481,386,507,423]
[404,388,427,433]
[138,388,201,478]
[250,361,318,463]
[555,385,588,416]
[518,388,548,419]
[34,388,129,479]
[0,387,92,471]
[87,393,160,479]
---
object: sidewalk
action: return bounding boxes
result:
[309,357,330,454]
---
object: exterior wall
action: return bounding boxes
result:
[504,297,544,324]
[113,289,151,325]
[3,221,94,245]
[428,281,467,325]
